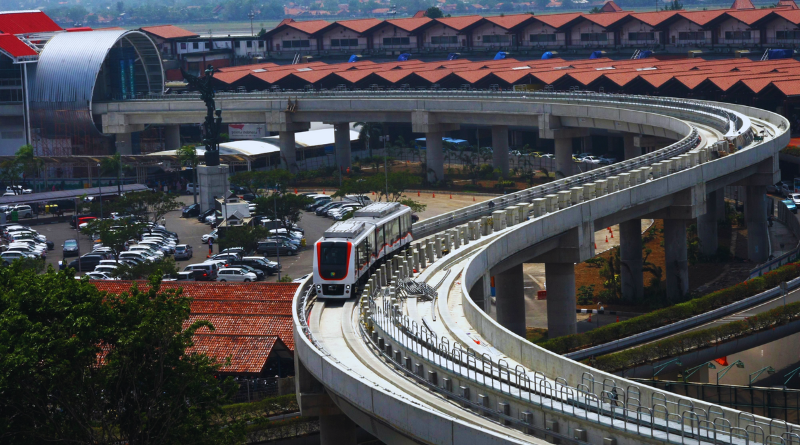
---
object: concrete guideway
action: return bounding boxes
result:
[293,93,794,445]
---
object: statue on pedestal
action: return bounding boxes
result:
[181,66,222,167]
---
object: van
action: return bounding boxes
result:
[343,194,372,205]
[183,262,219,281]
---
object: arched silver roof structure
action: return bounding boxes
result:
[31,30,164,137]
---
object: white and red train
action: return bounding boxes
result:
[313,202,413,298]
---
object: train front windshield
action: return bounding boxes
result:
[318,242,349,280]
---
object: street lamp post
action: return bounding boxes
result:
[379,134,389,199]
[716,360,745,385]
[274,183,281,282]
[96,163,103,219]
[248,11,255,36]
[749,366,776,387]
[679,361,717,383]
[652,358,682,380]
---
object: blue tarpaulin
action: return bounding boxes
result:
[398,53,411,61]
[768,49,794,60]
[636,50,653,59]
[542,51,554,60]
[348,54,359,63]
[589,51,604,59]
[447,52,460,60]
[494,51,507,60]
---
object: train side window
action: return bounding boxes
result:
[394,217,400,242]
[376,224,384,251]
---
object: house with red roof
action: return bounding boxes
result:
[517,12,580,48]
[263,18,331,53]
[710,9,772,45]
[613,11,676,47]
[317,18,382,51]
[662,10,726,46]
[470,14,535,48]
[756,10,800,45]
[422,15,483,49]
[369,16,433,51]
[139,24,199,58]
[567,11,629,48]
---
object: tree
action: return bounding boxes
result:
[113,257,179,279]
[253,193,314,233]
[100,153,124,196]
[663,0,683,10]
[230,170,293,197]
[0,267,244,444]
[332,176,375,203]
[0,158,23,194]
[81,218,146,261]
[177,145,200,205]
[425,6,444,17]
[217,225,271,253]
[112,191,182,225]
[354,122,382,157]
[400,198,427,213]
[383,171,421,203]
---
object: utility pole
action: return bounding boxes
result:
[248,11,255,36]
[96,163,103,219]
[380,135,389,200]
[274,183,281,282]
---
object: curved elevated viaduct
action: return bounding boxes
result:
[280,91,800,445]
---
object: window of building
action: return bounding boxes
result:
[724,31,751,40]
[678,31,705,40]
[529,34,557,42]
[282,39,311,48]
[628,32,655,41]
[258,40,265,48]
[192,42,199,49]
[180,42,187,50]
[331,38,359,47]
[431,35,458,44]
[481,34,509,43]
[776,30,800,40]
[383,37,410,45]
[246,40,252,48]
[580,33,608,42]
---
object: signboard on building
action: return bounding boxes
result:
[228,124,266,139]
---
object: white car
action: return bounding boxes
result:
[94,265,118,275]
[118,251,150,263]
[140,240,174,254]
[791,193,800,206]
[4,205,34,218]
[328,204,360,218]
[82,272,117,280]
[581,156,602,164]
[5,244,45,258]
[1,251,37,265]
[598,154,616,164]
[331,205,362,220]
[186,183,198,194]
[541,153,555,159]
[6,185,32,195]
[128,245,163,260]
[216,267,257,282]
[202,229,218,244]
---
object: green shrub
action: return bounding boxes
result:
[592,301,800,372]
[539,262,800,354]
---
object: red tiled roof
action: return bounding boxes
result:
[726,9,772,24]
[678,9,729,25]
[0,10,61,34]
[600,1,623,12]
[484,13,533,29]
[186,314,294,348]
[287,19,331,34]
[386,16,433,31]
[731,0,755,9]
[772,79,800,96]
[533,12,582,28]
[140,24,199,39]
[190,335,283,374]
[774,9,800,23]
[0,33,37,58]
[778,0,800,9]
[435,15,483,30]
[93,281,299,301]
[332,17,383,32]
[413,10,426,18]
[629,10,678,26]
[581,11,630,27]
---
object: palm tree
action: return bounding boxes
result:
[15,145,42,192]
[354,122,382,157]
[177,145,200,205]
[100,153,124,196]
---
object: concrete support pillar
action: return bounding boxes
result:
[545,263,576,337]
[697,189,720,257]
[746,185,769,263]
[279,131,297,173]
[554,136,573,178]
[115,132,133,155]
[426,130,444,183]
[623,134,641,160]
[582,135,593,154]
[664,219,689,302]
[334,123,352,170]
[495,264,526,337]
[165,125,181,151]
[472,275,486,307]
[620,219,644,303]
[320,414,357,445]
[491,125,509,177]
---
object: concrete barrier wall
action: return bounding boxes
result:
[459,107,791,431]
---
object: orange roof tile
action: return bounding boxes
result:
[731,0,755,9]
[533,12,582,28]
[332,18,383,33]
[600,1,623,12]
[190,335,283,374]
[774,9,800,23]
[778,0,800,9]
[386,16,433,31]
[772,79,800,96]
[435,15,483,30]
[287,19,332,34]
[140,24,198,39]
[629,10,679,26]
[726,9,772,24]
[484,14,534,29]
[93,281,299,301]
[678,9,729,25]
[581,11,630,27]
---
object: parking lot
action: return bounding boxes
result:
[9,192,495,282]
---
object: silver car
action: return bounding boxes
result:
[173,244,193,260]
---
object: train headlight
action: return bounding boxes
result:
[345,285,351,294]
[316,285,322,293]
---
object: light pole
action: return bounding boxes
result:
[274,183,281,282]
[679,361,716,383]
[96,163,103,219]
[379,134,389,200]
[749,366,775,387]
[652,358,682,380]
[248,11,255,36]
[716,360,745,385]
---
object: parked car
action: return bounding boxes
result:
[316,201,343,216]
[182,203,200,218]
[66,254,106,271]
[598,154,617,164]
[4,205,34,218]
[173,244,193,260]
[183,263,219,281]
[210,253,241,263]
[581,156,602,164]
[256,241,298,256]
[228,264,265,280]
[541,153,554,159]
[233,256,281,275]
[82,272,118,280]
[509,150,522,156]
[1,251,37,265]
[216,267,257,282]
[790,193,800,207]
[782,199,797,214]
[163,271,196,281]
[62,239,80,257]
[6,185,32,194]
[197,208,215,222]
[186,183,198,194]
[202,229,218,244]
[94,265,118,275]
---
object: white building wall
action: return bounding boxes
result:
[471,22,513,47]
[764,16,799,44]
[619,20,659,46]
[321,26,368,50]
[569,20,613,48]
[233,39,266,57]
[716,16,759,45]
[666,17,711,46]
[423,24,466,48]
[520,21,563,47]
[371,25,417,49]
[273,28,317,52]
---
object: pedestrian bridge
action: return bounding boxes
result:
[289,90,799,445]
